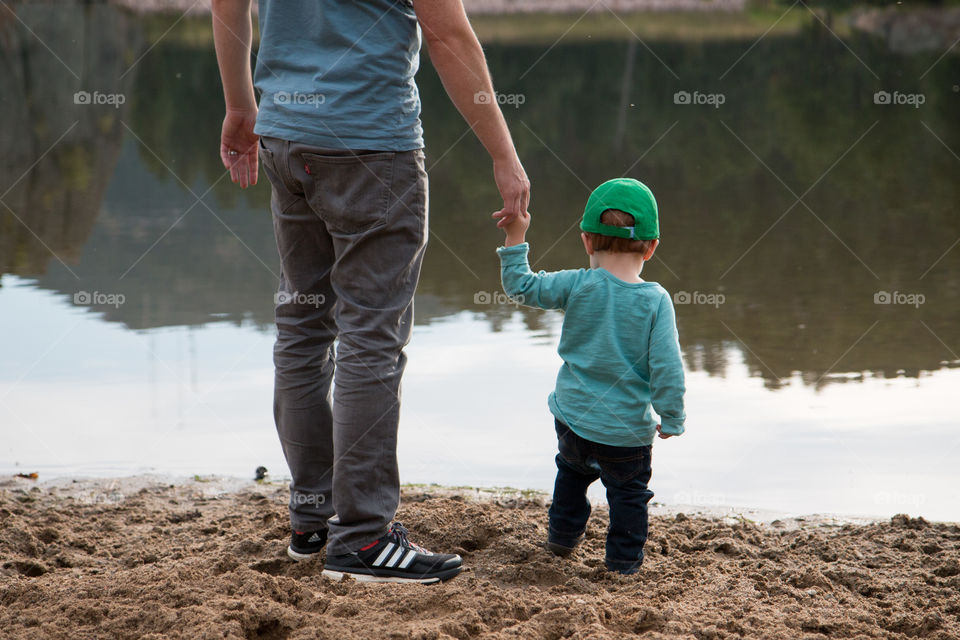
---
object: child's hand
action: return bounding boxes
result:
[656,424,674,439]
[493,209,531,247]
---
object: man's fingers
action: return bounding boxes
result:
[494,208,518,228]
[520,185,530,216]
[222,144,238,183]
[248,154,259,186]
[221,135,260,186]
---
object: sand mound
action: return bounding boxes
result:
[1,479,959,639]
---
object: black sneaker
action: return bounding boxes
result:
[287,529,327,561]
[546,532,583,557]
[322,522,462,584]
[545,540,578,557]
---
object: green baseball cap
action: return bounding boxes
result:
[580,178,659,240]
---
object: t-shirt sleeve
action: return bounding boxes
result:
[496,243,584,311]
[649,291,686,435]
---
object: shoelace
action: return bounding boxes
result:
[390,522,428,553]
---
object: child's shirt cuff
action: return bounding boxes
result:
[496,242,530,267]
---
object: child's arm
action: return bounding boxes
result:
[494,210,583,310]
[650,292,686,437]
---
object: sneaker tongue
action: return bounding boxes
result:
[390,523,428,553]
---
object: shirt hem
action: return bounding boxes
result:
[548,394,655,448]
[254,121,424,152]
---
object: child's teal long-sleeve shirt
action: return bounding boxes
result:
[497,243,686,447]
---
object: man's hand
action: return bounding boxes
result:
[220,108,259,188]
[656,424,674,440]
[493,208,530,247]
[212,0,257,188]
[492,156,530,227]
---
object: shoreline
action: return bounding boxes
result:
[1,473,939,528]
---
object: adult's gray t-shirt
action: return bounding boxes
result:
[253,0,424,151]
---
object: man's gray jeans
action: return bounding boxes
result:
[259,136,427,555]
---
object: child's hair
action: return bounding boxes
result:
[583,209,656,254]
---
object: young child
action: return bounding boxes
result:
[493,178,685,574]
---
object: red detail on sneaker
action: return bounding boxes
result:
[304,164,311,174]
[359,540,379,551]
[294,531,305,535]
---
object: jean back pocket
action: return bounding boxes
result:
[302,151,396,234]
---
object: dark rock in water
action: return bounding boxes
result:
[254,466,268,481]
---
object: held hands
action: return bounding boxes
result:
[493,208,530,247]
[491,153,530,247]
[220,108,260,188]
[656,424,674,440]
[492,156,531,227]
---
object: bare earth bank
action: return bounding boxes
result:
[1,477,959,640]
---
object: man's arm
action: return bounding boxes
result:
[212,0,258,188]
[413,0,529,223]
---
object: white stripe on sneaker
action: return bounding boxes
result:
[385,547,405,568]
[398,550,416,569]
[372,542,395,567]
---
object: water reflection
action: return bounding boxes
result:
[1,3,958,389]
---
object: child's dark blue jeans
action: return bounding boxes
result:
[548,419,654,574]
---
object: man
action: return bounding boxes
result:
[212,0,530,583]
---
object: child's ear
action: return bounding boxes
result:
[581,232,594,256]
[644,239,659,260]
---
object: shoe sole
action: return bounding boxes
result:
[321,565,462,584]
[287,545,321,562]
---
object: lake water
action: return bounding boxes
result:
[1,4,959,520]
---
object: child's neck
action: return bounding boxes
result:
[590,252,645,283]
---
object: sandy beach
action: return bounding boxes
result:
[2,476,958,639]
